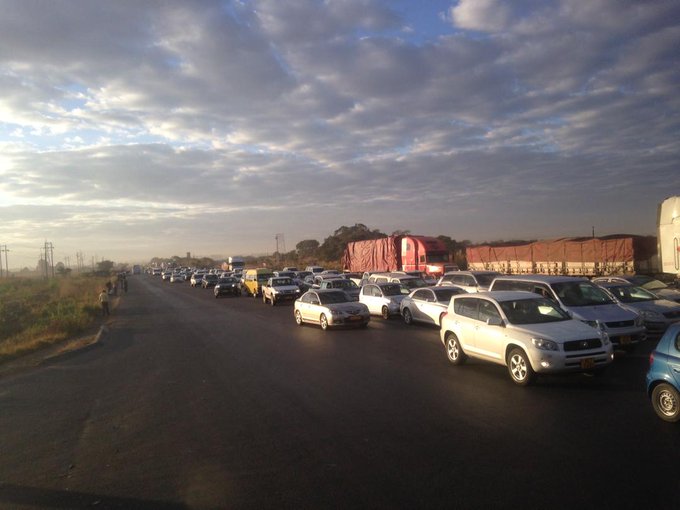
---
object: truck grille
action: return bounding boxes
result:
[605,320,634,328]
[563,338,602,351]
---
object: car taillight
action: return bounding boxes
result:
[649,352,654,367]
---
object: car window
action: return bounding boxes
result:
[675,332,680,352]
[479,300,501,323]
[454,298,479,319]
[318,291,349,304]
[552,281,614,306]
[381,284,402,296]
[433,288,463,303]
[500,298,570,324]
[412,289,430,301]
[475,273,500,287]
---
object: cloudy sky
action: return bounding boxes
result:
[1,0,679,268]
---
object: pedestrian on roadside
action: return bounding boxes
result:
[99,288,110,317]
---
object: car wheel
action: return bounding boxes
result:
[507,348,535,386]
[270,297,276,306]
[320,314,329,330]
[295,310,304,326]
[651,383,680,422]
[381,306,390,320]
[214,293,219,299]
[262,294,267,304]
[445,333,466,365]
[403,308,413,325]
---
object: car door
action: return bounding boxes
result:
[412,289,440,324]
[452,297,481,353]
[360,285,377,314]
[670,331,680,388]
[408,289,430,323]
[473,299,506,362]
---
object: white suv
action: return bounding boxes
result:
[440,291,614,385]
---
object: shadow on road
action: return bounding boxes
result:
[0,482,189,509]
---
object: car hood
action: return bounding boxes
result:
[623,299,680,314]
[508,319,603,342]
[273,285,300,292]
[566,303,638,322]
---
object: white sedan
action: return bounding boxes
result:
[294,290,370,330]
[359,283,407,319]
[400,286,466,326]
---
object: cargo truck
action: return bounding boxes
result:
[466,235,657,276]
[342,235,456,277]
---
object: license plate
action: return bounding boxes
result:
[619,336,631,345]
[581,358,595,369]
[348,315,362,321]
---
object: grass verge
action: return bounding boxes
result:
[0,276,109,361]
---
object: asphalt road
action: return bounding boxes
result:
[1,275,679,510]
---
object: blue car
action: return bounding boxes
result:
[646,323,680,422]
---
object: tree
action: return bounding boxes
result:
[318,224,386,261]
[296,239,320,258]
[96,260,114,273]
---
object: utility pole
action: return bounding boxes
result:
[1,245,8,277]
[43,241,54,278]
[275,233,285,262]
[0,244,3,278]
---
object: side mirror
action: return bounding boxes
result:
[486,317,504,327]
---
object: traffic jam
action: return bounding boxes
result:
[152,234,680,423]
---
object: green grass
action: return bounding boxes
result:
[0,276,108,359]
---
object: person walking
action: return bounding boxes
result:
[99,288,110,317]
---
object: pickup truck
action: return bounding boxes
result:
[262,277,301,306]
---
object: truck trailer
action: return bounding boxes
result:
[466,235,657,277]
[658,196,680,276]
[342,235,456,277]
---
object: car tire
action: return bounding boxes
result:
[403,308,413,325]
[295,310,304,326]
[262,294,267,304]
[651,383,680,422]
[320,314,329,331]
[445,333,467,365]
[381,306,390,320]
[214,293,219,299]
[270,297,276,307]
[507,348,535,386]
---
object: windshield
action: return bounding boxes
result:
[500,298,571,324]
[401,278,427,289]
[318,291,350,304]
[607,285,657,303]
[218,278,236,284]
[257,274,273,282]
[381,284,403,296]
[475,273,500,287]
[204,274,218,281]
[552,281,614,306]
[632,277,668,291]
[425,254,448,263]
[272,278,293,286]
[333,280,358,289]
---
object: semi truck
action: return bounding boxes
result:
[658,196,680,276]
[342,235,456,277]
[227,256,245,272]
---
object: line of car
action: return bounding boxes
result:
[152,267,680,422]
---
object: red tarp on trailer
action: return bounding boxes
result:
[342,237,398,272]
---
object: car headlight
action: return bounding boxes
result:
[583,319,605,331]
[600,331,611,346]
[532,338,559,351]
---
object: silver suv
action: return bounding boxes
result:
[436,271,500,293]
[440,291,614,385]
[489,275,646,348]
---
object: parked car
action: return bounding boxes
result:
[318,278,361,301]
[367,273,428,290]
[436,270,500,293]
[201,273,219,289]
[646,323,680,422]
[489,275,646,349]
[262,277,301,306]
[594,282,680,334]
[400,286,466,326]
[162,271,172,281]
[359,283,408,319]
[190,273,204,287]
[170,273,184,283]
[593,275,680,303]
[305,266,325,274]
[294,290,370,330]
[440,291,614,385]
[214,277,241,298]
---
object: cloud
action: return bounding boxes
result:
[0,0,679,267]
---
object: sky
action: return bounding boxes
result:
[1,0,679,269]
